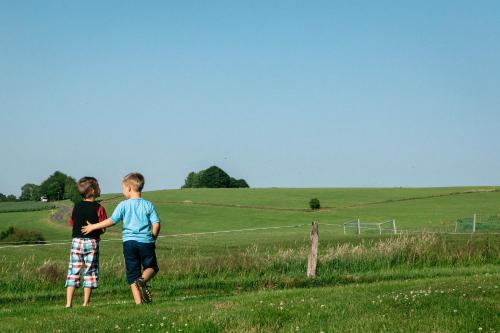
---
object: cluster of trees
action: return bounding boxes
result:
[2,171,81,203]
[38,171,80,203]
[5,166,250,202]
[182,166,249,189]
[0,193,17,202]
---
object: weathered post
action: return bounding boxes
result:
[378,223,382,235]
[307,221,319,278]
[392,219,397,235]
[357,218,361,235]
[472,214,476,233]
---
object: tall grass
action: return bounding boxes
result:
[1,233,497,303]
[320,232,498,271]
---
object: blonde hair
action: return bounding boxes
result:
[123,172,145,192]
[78,177,101,199]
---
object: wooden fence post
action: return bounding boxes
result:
[472,214,476,233]
[307,221,319,278]
[357,218,361,235]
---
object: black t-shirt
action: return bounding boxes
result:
[69,201,107,239]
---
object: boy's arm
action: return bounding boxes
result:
[82,218,114,235]
[97,205,108,233]
[152,222,160,240]
[149,203,161,240]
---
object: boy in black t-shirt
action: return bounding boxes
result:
[65,177,107,308]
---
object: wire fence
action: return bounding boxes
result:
[0,223,311,250]
[320,219,500,236]
[1,215,500,250]
[455,214,500,233]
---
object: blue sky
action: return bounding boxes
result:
[1,1,499,195]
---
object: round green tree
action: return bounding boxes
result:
[309,198,320,210]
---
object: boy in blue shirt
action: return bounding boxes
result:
[82,172,160,304]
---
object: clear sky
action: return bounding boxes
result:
[1,1,499,195]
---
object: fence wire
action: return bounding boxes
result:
[0,223,310,250]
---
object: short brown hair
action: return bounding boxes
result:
[123,172,145,192]
[78,177,101,199]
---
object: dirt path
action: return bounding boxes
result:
[50,205,71,224]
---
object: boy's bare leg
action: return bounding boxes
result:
[66,287,76,307]
[130,284,142,304]
[82,288,92,306]
[141,268,156,282]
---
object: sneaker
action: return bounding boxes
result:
[134,278,152,303]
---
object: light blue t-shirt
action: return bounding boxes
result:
[110,198,160,243]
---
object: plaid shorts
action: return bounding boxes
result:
[65,238,100,289]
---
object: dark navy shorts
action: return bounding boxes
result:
[123,240,159,284]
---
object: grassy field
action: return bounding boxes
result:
[0,187,499,332]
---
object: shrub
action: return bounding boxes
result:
[309,198,320,210]
[0,226,46,244]
[0,226,15,239]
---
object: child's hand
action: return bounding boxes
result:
[81,221,95,235]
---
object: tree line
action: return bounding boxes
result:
[2,166,251,203]
[0,171,80,203]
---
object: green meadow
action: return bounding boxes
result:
[0,187,499,332]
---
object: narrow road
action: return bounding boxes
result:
[51,205,71,224]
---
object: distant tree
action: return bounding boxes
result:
[0,193,6,202]
[229,177,249,188]
[309,198,320,210]
[182,172,197,189]
[40,171,78,201]
[6,194,17,202]
[192,171,203,187]
[235,179,249,188]
[229,177,239,188]
[198,166,231,188]
[20,183,40,201]
[64,177,81,204]
[182,166,249,188]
